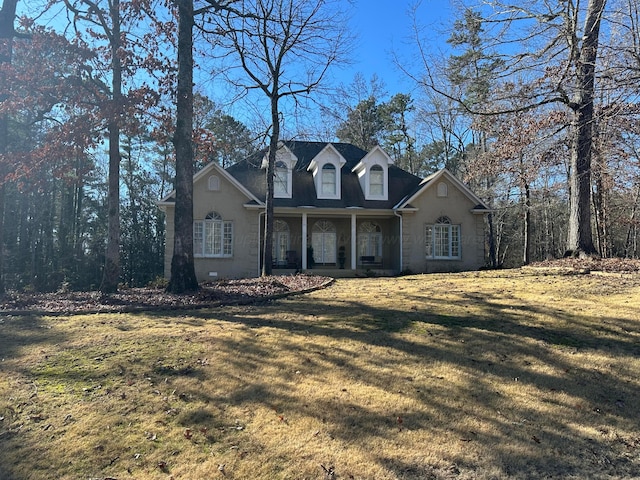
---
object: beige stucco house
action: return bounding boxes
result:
[158,141,490,281]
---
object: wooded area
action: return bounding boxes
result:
[1,0,639,293]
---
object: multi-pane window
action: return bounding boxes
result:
[274,161,289,196]
[321,164,336,195]
[425,216,460,259]
[369,165,384,196]
[358,222,382,257]
[272,220,290,265]
[194,212,233,257]
[311,220,336,264]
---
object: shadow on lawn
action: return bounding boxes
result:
[173,290,640,478]
[1,282,639,480]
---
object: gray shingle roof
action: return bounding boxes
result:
[226,141,422,209]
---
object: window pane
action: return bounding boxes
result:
[370,167,383,195]
[358,234,368,257]
[223,222,233,256]
[322,164,336,195]
[213,221,222,255]
[425,225,433,257]
[451,225,460,257]
[434,225,449,257]
[275,162,288,195]
[194,222,204,256]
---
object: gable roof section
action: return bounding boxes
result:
[394,168,490,212]
[226,141,422,209]
[157,160,263,207]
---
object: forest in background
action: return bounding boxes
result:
[1,0,639,293]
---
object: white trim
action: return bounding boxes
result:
[394,168,487,211]
[158,161,264,207]
[307,143,346,200]
[352,146,392,201]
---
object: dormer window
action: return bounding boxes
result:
[322,164,336,195]
[352,146,392,201]
[270,145,296,198]
[370,165,384,196]
[274,161,289,196]
[307,144,345,199]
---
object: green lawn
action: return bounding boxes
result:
[1,270,639,479]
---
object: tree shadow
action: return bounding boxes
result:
[1,282,639,479]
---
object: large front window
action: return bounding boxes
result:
[425,216,460,259]
[272,219,290,266]
[311,220,336,264]
[194,212,233,257]
[358,222,382,257]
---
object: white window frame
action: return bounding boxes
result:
[358,222,382,258]
[274,160,291,197]
[321,163,337,196]
[208,175,220,191]
[272,220,290,266]
[194,212,233,258]
[425,217,460,259]
[311,220,337,264]
[369,164,384,197]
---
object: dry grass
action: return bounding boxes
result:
[1,269,639,480]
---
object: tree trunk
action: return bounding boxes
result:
[565,0,605,257]
[0,0,20,294]
[522,179,531,265]
[624,182,640,258]
[167,0,198,293]
[100,0,122,293]
[261,94,279,277]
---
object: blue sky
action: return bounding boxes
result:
[340,0,454,95]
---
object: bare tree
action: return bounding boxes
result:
[411,0,614,257]
[59,0,171,292]
[206,0,350,276]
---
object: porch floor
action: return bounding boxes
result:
[273,267,396,278]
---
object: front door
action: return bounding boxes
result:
[311,220,336,265]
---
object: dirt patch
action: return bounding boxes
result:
[0,274,332,315]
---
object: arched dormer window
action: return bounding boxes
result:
[307,144,345,200]
[352,146,391,200]
[321,163,337,196]
[369,164,384,196]
[194,211,233,257]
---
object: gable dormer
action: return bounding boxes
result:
[264,143,298,198]
[307,143,346,199]
[352,146,393,201]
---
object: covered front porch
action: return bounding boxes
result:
[262,209,402,275]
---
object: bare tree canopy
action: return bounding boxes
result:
[203,0,351,276]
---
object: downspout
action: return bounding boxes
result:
[394,209,403,273]
[258,210,265,277]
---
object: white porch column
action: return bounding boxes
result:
[302,213,308,270]
[351,213,357,270]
